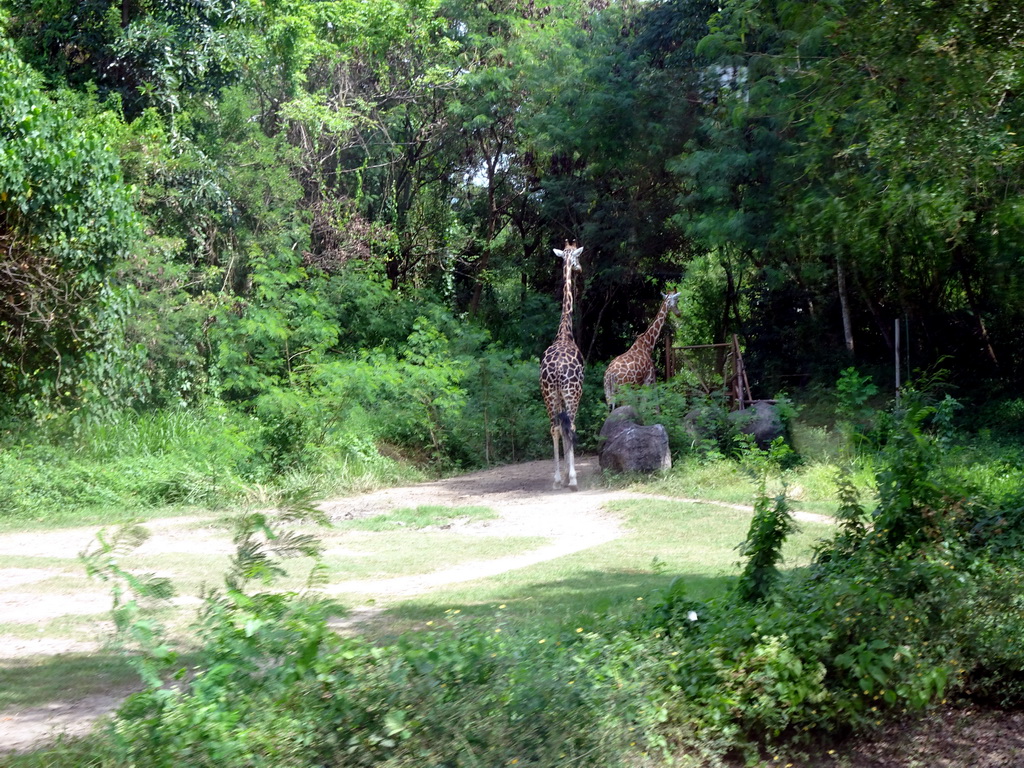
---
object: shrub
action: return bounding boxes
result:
[617,380,739,460]
[450,346,550,465]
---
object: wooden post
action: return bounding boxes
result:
[894,318,901,406]
[837,258,854,355]
[731,335,740,408]
[733,334,751,409]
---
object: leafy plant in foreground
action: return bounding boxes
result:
[813,467,868,564]
[735,438,796,603]
[872,392,946,551]
[79,523,177,685]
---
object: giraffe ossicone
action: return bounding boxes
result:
[604,291,681,409]
[540,241,584,490]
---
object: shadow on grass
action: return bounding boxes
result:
[0,650,202,711]
[0,652,142,710]
[361,568,737,639]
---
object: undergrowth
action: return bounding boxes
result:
[0,406,418,527]
[9,385,1024,767]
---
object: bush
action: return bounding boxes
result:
[0,408,258,520]
[0,403,410,523]
[0,40,141,413]
[448,345,550,465]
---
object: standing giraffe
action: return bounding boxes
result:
[604,291,681,409]
[540,241,584,490]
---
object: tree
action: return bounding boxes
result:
[651,0,1024,391]
[0,39,140,412]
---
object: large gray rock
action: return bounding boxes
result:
[599,407,672,473]
[600,405,643,440]
[729,400,786,449]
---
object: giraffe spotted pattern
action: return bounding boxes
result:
[604,291,680,409]
[539,242,584,490]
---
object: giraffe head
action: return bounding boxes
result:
[553,242,583,274]
[663,291,682,315]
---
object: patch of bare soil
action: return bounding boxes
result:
[0,689,137,756]
[798,706,1024,767]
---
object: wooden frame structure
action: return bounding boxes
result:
[665,333,754,410]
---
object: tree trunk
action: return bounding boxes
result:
[837,257,855,356]
[954,248,998,368]
[853,269,893,352]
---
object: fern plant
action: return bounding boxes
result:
[79,523,177,686]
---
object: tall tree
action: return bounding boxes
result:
[0,40,140,411]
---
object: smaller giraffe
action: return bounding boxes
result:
[604,291,681,409]
[540,241,584,490]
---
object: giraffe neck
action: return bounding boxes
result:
[555,261,576,344]
[632,301,670,354]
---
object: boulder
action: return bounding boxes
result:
[599,407,672,474]
[729,400,786,449]
[682,402,731,447]
[599,405,643,440]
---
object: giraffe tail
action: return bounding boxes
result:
[557,411,576,449]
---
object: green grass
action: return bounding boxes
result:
[377,498,833,636]
[0,406,425,532]
[630,454,876,518]
[631,457,758,504]
[0,653,141,711]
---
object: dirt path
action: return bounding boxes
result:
[0,456,824,755]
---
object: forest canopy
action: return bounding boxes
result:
[1,0,1022,447]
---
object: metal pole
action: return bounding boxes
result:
[894,318,901,406]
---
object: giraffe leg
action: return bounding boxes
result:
[560,412,578,491]
[565,438,578,491]
[551,424,563,489]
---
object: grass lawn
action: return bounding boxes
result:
[379,497,833,636]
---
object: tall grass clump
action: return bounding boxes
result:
[0,407,255,524]
[0,404,413,527]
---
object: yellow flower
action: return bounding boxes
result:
[498,604,506,609]
[576,627,583,633]
[426,621,434,626]
[538,638,546,644]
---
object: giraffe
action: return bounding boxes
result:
[540,241,584,491]
[603,291,681,409]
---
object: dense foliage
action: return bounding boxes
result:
[2,0,1022,447]
[4,0,1024,763]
